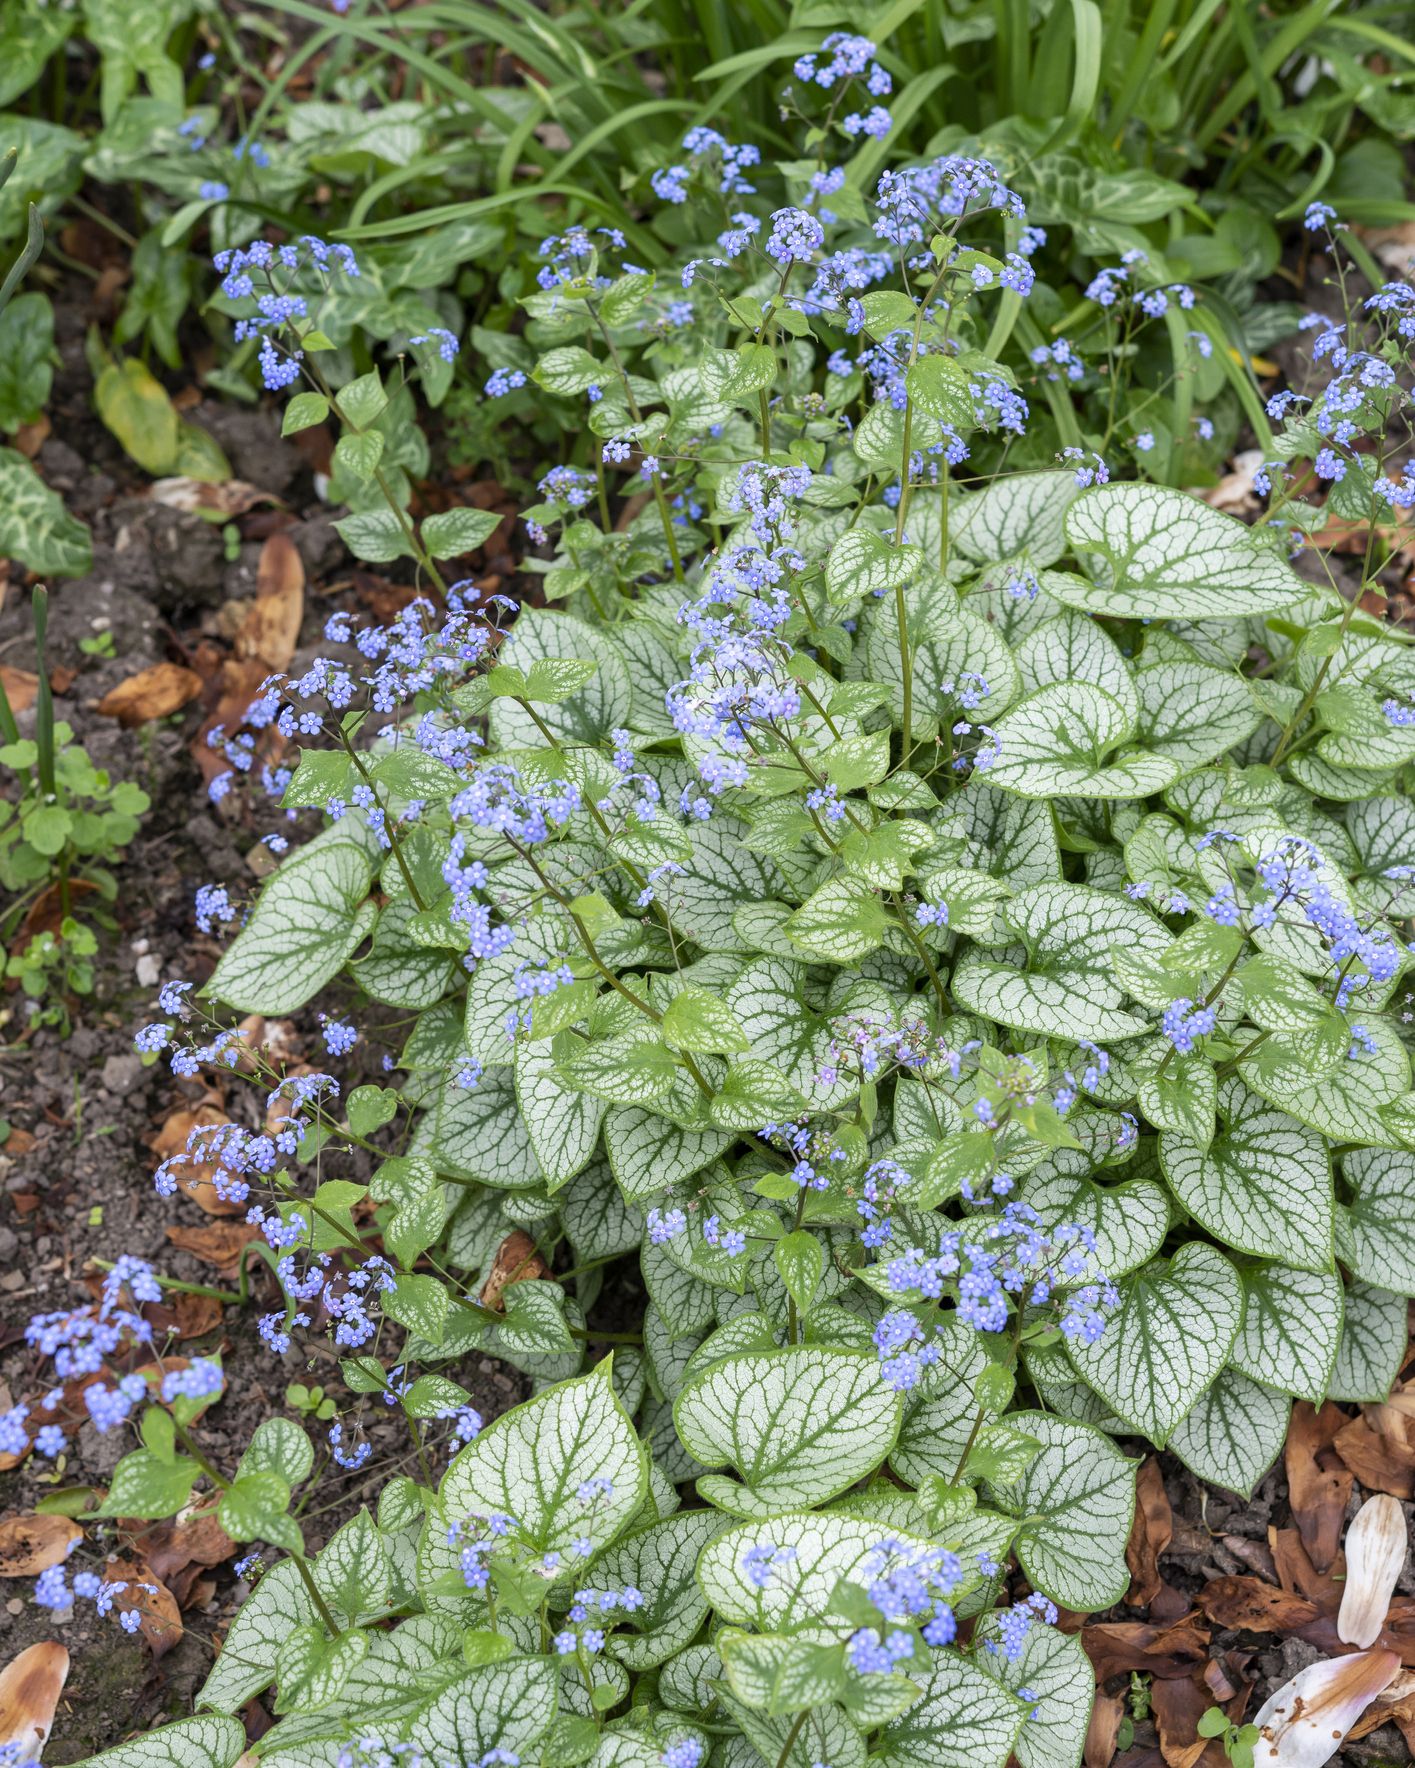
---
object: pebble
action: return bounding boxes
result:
[99,1053,146,1096]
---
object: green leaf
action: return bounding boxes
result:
[1158,1078,1333,1271]
[1242,1016,1410,1148]
[423,506,503,560]
[1328,1281,1406,1403]
[383,1272,450,1344]
[335,507,416,564]
[534,345,604,395]
[333,427,386,484]
[1168,1369,1289,1497]
[774,1231,823,1315]
[1135,662,1261,769]
[824,528,919,606]
[975,1616,1094,1768]
[874,1650,1026,1768]
[951,882,1167,1040]
[1340,1146,1415,1291]
[0,445,91,575]
[889,1322,994,1486]
[236,1417,314,1489]
[558,1034,678,1104]
[63,1715,247,1768]
[1059,483,1306,618]
[204,839,376,1014]
[1230,1265,1343,1407]
[274,1622,369,1713]
[604,1106,729,1203]
[440,1365,647,1568]
[315,1508,390,1623]
[987,682,1181,800]
[1066,1244,1244,1444]
[0,291,52,431]
[407,1656,559,1764]
[905,354,977,427]
[95,357,180,474]
[662,984,749,1054]
[95,1449,198,1519]
[597,1509,727,1670]
[338,369,388,429]
[516,1037,605,1188]
[990,1412,1135,1611]
[488,609,631,747]
[673,1347,901,1516]
[281,391,329,435]
[785,877,889,962]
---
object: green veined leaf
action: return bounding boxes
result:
[433,1068,544,1190]
[975,1615,1094,1768]
[1230,1265,1343,1406]
[950,470,1082,566]
[440,1365,647,1570]
[1017,1164,1170,1280]
[1340,1146,1415,1291]
[1134,662,1261,769]
[406,1656,559,1764]
[987,681,1181,800]
[1168,1368,1289,1497]
[1158,1077,1333,1271]
[673,1347,901,1516]
[951,881,1168,1041]
[604,1106,730,1203]
[989,1412,1135,1612]
[1058,482,1306,618]
[203,839,376,1014]
[1065,1244,1243,1444]
[873,1649,1026,1768]
[1242,1017,1410,1147]
[515,1038,605,1190]
[596,1509,728,1669]
[1328,1281,1406,1403]
[64,1716,247,1768]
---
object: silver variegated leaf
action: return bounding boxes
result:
[1168,1368,1289,1497]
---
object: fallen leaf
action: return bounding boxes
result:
[1199,449,1265,515]
[150,1105,245,1217]
[1333,1416,1415,1500]
[235,531,304,672]
[1358,223,1415,277]
[0,1641,69,1762]
[0,1514,81,1576]
[165,1221,262,1274]
[96,661,204,727]
[1286,1402,1354,1572]
[1084,1614,1211,1683]
[1085,1692,1125,1768]
[1251,1647,1399,1768]
[1269,1527,1342,1612]
[103,1555,183,1658]
[1152,1674,1218,1768]
[192,656,272,789]
[147,478,277,517]
[0,665,38,715]
[479,1229,549,1311]
[1196,1576,1321,1634]
[130,1508,234,1607]
[1127,1457,1173,1606]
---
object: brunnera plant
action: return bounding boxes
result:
[22,46,1415,1768]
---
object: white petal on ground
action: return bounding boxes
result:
[1251,1649,1401,1768]
[1339,1494,1410,1648]
[0,1641,70,1762]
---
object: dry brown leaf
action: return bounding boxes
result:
[1269,1526,1342,1611]
[1199,449,1265,515]
[130,1508,234,1607]
[1085,1693,1125,1768]
[1286,1401,1354,1572]
[1127,1457,1173,1606]
[1358,223,1415,277]
[192,656,274,788]
[479,1230,549,1311]
[150,1104,244,1217]
[1084,1614,1211,1683]
[0,1515,81,1577]
[1152,1674,1219,1768]
[147,478,277,516]
[1196,1576,1321,1634]
[104,1554,183,1658]
[165,1220,263,1274]
[235,531,304,672]
[0,1641,69,1762]
[1333,1416,1415,1499]
[96,661,204,727]
[0,665,38,716]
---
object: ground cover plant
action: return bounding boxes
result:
[2,6,1415,1768]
